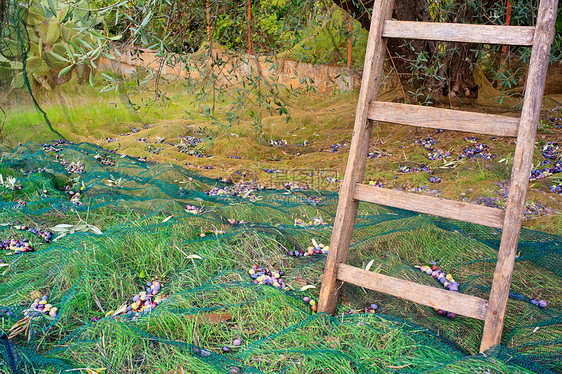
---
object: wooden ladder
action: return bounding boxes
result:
[318,0,559,353]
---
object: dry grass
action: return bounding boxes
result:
[3,81,562,235]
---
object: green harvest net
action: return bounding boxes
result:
[1,1,562,373]
[0,140,559,374]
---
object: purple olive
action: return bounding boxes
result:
[233,338,242,346]
[222,346,231,353]
[538,300,547,308]
[303,297,311,303]
[447,312,456,319]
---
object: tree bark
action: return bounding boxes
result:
[0,0,7,26]
[332,0,481,101]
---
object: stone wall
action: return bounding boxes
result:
[98,47,363,93]
[99,47,562,101]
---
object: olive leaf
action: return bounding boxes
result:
[300,285,316,291]
[111,303,128,316]
[0,174,21,190]
[49,221,102,240]
[105,176,124,187]
[50,224,75,232]
[84,368,107,374]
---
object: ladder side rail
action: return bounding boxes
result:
[317,0,396,315]
[480,0,559,353]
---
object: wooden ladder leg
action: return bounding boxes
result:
[318,0,396,315]
[480,0,559,353]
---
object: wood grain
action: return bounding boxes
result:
[382,20,535,45]
[337,264,489,320]
[480,0,559,353]
[320,0,558,355]
[368,101,519,137]
[354,183,505,228]
[317,0,396,315]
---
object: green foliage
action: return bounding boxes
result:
[2,0,121,91]
[471,0,561,103]
[206,0,315,54]
[3,0,560,147]
[290,6,368,67]
[84,0,318,135]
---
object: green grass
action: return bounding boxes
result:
[0,81,561,373]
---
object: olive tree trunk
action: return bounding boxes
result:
[332,0,484,101]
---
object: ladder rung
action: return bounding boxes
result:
[337,263,488,320]
[354,183,505,228]
[368,101,519,137]
[382,20,535,46]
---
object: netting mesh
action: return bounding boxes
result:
[0,141,559,373]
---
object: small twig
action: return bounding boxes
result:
[0,106,5,142]
[386,47,407,100]
[8,317,31,340]
[386,364,411,369]
[174,245,202,286]
[93,292,105,314]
